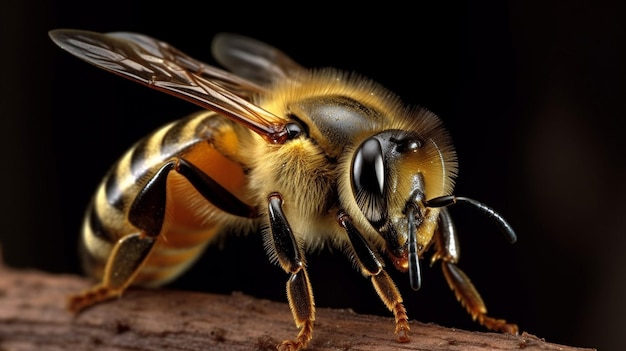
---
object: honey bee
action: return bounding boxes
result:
[49,29,519,351]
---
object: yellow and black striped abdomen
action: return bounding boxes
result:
[80,111,254,286]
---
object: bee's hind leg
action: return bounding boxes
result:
[67,160,177,313]
[69,157,255,313]
[432,208,518,334]
[68,233,156,313]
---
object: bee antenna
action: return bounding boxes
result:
[424,195,517,244]
[405,204,421,291]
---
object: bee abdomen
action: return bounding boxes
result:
[80,112,246,283]
[133,226,222,286]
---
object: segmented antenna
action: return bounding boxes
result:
[424,195,517,244]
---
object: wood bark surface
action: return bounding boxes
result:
[0,264,595,351]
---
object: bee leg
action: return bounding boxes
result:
[432,208,518,334]
[68,233,156,312]
[70,158,256,313]
[267,193,315,351]
[337,211,411,343]
[68,161,180,312]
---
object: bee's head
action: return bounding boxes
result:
[350,127,456,284]
[350,125,517,291]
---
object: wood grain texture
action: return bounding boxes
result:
[0,264,595,351]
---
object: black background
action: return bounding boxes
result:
[1,1,624,350]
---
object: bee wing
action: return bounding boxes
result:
[49,29,290,143]
[211,33,305,87]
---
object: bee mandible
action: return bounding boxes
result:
[49,29,519,351]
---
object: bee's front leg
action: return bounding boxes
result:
[266,193,315,351]
[337,211,411,343]
[432,208,518,334]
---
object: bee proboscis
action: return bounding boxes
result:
[49,29,519,351]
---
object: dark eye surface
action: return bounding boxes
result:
[352,137,385,197]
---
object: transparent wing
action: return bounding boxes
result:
[211,32,304,87]
[49,29,290,143]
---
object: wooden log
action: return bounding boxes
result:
[0,263,595,351]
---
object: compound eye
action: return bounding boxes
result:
[352,138,387,224]
[353,138,385,197]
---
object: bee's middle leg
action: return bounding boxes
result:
[266,193,315,351]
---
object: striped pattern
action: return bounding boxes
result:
[81,111,250,286]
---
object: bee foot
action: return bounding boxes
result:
[395,324,411,343]
[68,285,118,313]
[277,340,303,351]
